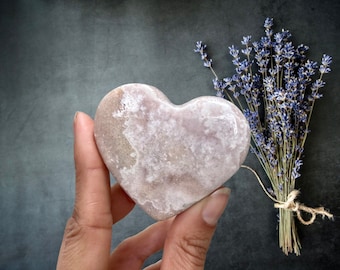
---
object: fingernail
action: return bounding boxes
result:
[74,111,79,123]
[202,187,231,226]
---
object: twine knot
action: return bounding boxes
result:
[240,165,334,226]
[274,190,334,225]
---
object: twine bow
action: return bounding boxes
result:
[274,190,334,225]
[241,165,334,225]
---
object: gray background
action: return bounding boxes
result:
[1,0,339,269]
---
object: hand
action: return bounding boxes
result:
[56,112,230,270]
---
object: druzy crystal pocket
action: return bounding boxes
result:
[94,83,250,220]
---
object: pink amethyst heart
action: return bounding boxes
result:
[94,83,250,220]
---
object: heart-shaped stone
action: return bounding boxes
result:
[94,83,250,220]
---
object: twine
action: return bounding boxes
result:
[241,165,334,225]
[274,190,334,225]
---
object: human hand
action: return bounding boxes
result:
[56,112,230,270]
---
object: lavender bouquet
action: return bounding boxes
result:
[195,18,333,255]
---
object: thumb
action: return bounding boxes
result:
[161,187,230,270]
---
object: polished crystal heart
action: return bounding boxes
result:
[94,83,250,220]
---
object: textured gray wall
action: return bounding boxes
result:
[1,0,339,269]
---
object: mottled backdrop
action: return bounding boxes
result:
[1,0,339,269]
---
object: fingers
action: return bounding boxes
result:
[57,112,230,270]
[110,218,173,269]
[57,112,137,270]
[72,112,135,226]
[109,188,230,270]
[161,187,230,270]
[57,112,113,270]
[73,112,112,228]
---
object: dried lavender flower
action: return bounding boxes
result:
[194,17,332,256]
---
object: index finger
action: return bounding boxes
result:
[73,112,135,226]
[73,111,112,228]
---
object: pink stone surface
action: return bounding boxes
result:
[94,83,250,220]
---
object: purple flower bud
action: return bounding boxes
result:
[264,17,273,29]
